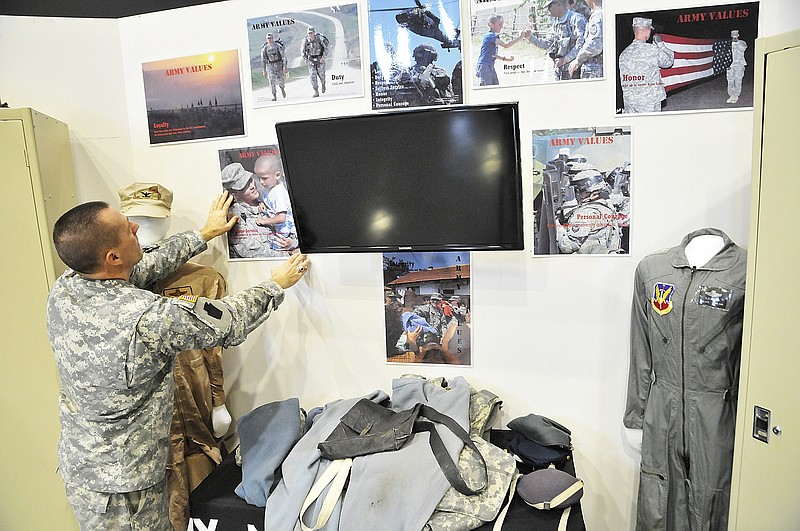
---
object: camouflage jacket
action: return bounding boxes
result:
[47,229,285,492]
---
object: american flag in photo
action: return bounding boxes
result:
[659,35,733,92]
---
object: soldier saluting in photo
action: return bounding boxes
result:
[261,33,287,101]
[618,17,674,113]
[301,26,330,98]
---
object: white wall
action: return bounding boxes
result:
[2,1,798,529]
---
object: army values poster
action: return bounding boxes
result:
[142,50,245,145]
[245,4,363,108]
[368,0,464,109]
[218,145,299,261]
[384,252,471,366]
[615,2,759,114]
[471,0,604,88]
[532,126,631,256]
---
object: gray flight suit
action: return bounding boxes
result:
[619,39,674,113]
[624,228,747,531]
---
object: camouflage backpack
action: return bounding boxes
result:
[424,388,517,531]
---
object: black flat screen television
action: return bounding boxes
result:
[275,102,524,253]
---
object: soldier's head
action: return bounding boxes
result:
[413,43,438,65]
[571,169,606,200]
[544,0,566,18]
[487,14,504,32]
[221,163,260,205]
[631,17,653,41]
[266,32,274,43]
[731,29,740,41]
[53,201,143,275]
[307,27,316,40]
[254,154,284,191]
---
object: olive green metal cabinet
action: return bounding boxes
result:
[729,29,800,529]
[0,108,78,529]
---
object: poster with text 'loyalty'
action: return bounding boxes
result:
[532,126,631,257]
[384,251,471,366]
[142,50,245,145]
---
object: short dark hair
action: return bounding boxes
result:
[53,201,118,274]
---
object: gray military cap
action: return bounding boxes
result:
[731,29,740,37]
[221,162,254,192]
[632,17,653,28]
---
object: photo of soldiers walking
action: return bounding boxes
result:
[261,33,287,101]
[245,6,363,108]
[618,17,674,113]
[301,26,329,97]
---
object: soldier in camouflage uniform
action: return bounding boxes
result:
[47,193,310,529]
[525,0,586,80]
[568,0,603,79]
[726,29,747,104]
[618,17,675,113]
[221,162,297,259]
[261,33,287,101]
[301,26,328,98]
[405,43,455,106]
[556,169,628,254]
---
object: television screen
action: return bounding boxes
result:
[275,103,524,253]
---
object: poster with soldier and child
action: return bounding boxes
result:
[218,145,300,261]
[368,0,464,109]
[383,252,472,366]
[532,127,632,256]
[471,0,604,88]
[245,4,363,108]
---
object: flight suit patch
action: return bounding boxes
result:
[695,286,732,311]
[651,282,674,316]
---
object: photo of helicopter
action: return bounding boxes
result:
[368,0,463,109]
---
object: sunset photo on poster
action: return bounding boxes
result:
[142,49,245,144]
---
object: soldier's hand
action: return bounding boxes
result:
[568,59,580,76]
[200,191,238,241]
[652,34,663,45]
[271,253,310,289]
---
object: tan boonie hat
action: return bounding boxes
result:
[119,182,173,218]
[221,162,254,192]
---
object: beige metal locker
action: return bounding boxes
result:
[0,108,78,529]
[729,29,800,529]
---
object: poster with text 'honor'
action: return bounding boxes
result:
[532,127,632,257]
[143,50,245,145]
[384,252,471,366]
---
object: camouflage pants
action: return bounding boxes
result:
[266,64,285,95]
[65,478,171,531]
[308,59,326,91]
[727,65,745,97]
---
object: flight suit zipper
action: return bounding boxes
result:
[680,266,696,474]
